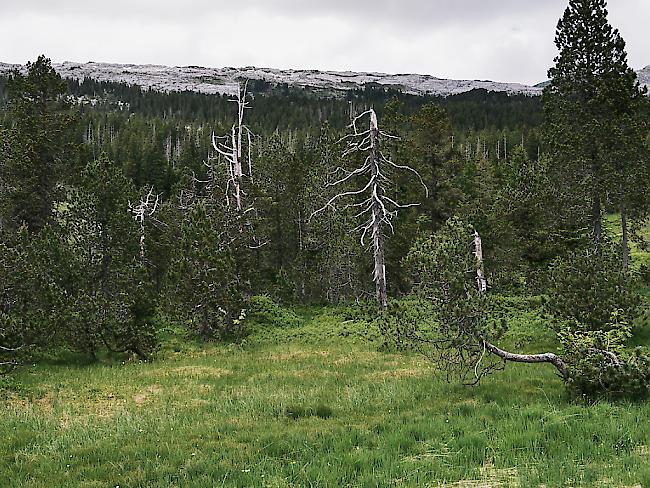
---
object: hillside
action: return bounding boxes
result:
[0,61,545,98]
[2,61,649,100]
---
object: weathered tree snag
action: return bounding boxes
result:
[311,108,426,310]
[211,82,253,212]
[369,110,388,310]
[473,231,487,293]
[129,187,161,259]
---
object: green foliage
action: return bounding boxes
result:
[543,0,649,244]
[400,217,650,397]
[53,156,157,358]
[559,313,650,399]
[473,148,583,290]
[0,57,154,367]
[284,403,333,420]
[1,44,649,408]
[0,155,157,364]
[638,263,650,286]
[59,73,543,133]
[546,240,639,331]
[0,55,80,232]
[486,295,557,352]
[405,218,498,345]
[247,306,380,347]
[167,200,247,341]
[397,218,508,381]
[546,240,650,398]
[376,298,436,352]
[247,295,303,329]
[2,308,650,487]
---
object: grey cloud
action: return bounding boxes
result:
[3,0,566,28]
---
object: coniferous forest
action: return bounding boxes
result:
[2,1,650,486]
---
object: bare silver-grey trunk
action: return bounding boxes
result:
[369,111,388,310]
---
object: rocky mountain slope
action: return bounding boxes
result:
[1,61,648,98]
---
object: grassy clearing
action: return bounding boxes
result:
[1,307,650,487]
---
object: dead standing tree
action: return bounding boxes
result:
[312,108,427,310]
[129,187,161,260]
[211,81,254,211]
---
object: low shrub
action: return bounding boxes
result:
[247,295,303,329]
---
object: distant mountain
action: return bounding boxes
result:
[0,61,648,98]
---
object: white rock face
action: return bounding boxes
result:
[1,61,648,98]
[637,65,650,88]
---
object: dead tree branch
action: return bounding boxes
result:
[483,340,569,379]
[129,187,161,259]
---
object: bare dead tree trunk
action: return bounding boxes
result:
[130,188,161,260]
[232,126,243,211]
[212,82,253,212]
[473,231,487,293]
[369,111,388,310]
[311,108,426,311]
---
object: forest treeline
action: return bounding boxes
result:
[0,70,545,199]
[1,0,650,398]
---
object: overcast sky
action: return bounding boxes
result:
[1,0,648,85]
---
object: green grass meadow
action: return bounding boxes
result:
[2,305,650,488]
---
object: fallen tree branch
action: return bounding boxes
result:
[483,340,569,380]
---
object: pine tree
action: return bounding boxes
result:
[543,0,648,248]
[52,155,157,359]
[0,55,79,233]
